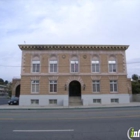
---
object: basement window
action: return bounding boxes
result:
[93,99,101,103]
[31,99,39,105]
[49,99,57,105]
[111,98,119,103]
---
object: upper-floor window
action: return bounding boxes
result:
[92,61,100,72]
[91,55,100,73]
[71,60,78,73]
[110,80,117,92]
[49,55,58,73]
[32,61,40,73]
[31,80,39,93]
[108,61,116,72]
[49,61,57,73]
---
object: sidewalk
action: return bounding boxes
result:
[0,102,140,110]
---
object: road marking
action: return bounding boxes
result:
[13,129,74,132]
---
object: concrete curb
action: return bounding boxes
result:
[0,105,140,110]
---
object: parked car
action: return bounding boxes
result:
[8,97,19,105]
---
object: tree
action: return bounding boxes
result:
[4,80,8,85]
[132,82,140,94]
[0,78,4,85]
[132,74,139,81]
[132,74,140,94]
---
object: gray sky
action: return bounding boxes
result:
[0,0,140,81]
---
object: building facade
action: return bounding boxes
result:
[19,44,131,106]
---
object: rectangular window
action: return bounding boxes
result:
[32,61,40,72]
[50,80,57,92]
[31,80,39,93]
[93,80,100,92]
[111,98,119,103]
[92,61,99,72]
[109,61,116,72]
[49,99,57,105]
[31,99,39,105]
[93,99,101,103]
[110,80,117,92]
[49,61,57,73]
[71,61,78,72]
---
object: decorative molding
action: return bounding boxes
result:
[21,73,127,76]
[22,52,26,74]
[30,76,40,80]
[108,76,118,80]
[22,50,125,55]
[48,76,58,80]
[19,44,129,51]
[91,76,101,80]
[83,55,87,59]
[62,55,66,59]
[66,76,84,86]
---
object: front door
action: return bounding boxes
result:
[69,81,81,97]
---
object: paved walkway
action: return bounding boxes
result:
[0,102,140,110]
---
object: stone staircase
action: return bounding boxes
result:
[69,97,82,106]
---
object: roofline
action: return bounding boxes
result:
[18,44,129,51]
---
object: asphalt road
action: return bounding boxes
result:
[0,107,140,140]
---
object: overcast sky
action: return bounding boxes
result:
[0,0,140,81]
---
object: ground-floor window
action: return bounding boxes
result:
[110,80,117,92]
[31,99,39,105]
[93,99,101,103]
[111,98,119,103]
[49,80,57,93]
[49,99,57,104]
[93,80,100,92]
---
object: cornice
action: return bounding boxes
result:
[19,44,129,51]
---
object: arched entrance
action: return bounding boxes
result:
[15,85,20,97]
[69,81,81,97]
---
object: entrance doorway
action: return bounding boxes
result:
[69,81,81,97]
[15,85,20,97]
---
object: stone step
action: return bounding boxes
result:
[69,97,82,106]
[69,97,81,101]
[69,102,82,106]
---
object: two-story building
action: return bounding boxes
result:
[18,44,131,106]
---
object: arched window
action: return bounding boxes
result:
[70,56,79,73]
[32,56,40,73]
[108,56,117,73]
[49,56,58,73]
[91,56,100,73]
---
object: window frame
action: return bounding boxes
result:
[111,98,119,103]
[32,60,40,73]
[110,80,118,93]
[49,60,58,73]
[49,80,57,93]
[91,60,100,73]
[31,80,39,94]
[31,99,39,105]
[92,80,100,93]
[108,60,117,73]
[93,99,101,103]
[70,60,79,73]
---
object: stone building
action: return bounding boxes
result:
[18,44,131,106]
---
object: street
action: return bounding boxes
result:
[0,107,140,140]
